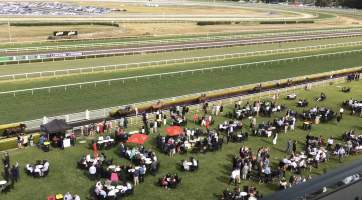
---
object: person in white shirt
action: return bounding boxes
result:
[63,192,73,200]
[89,165,97,179]
[108,189,117,197]
[230,169,240,184]
[327,137,334,150]
[26,164,34,174]
[41,161,49,175]
[34,166,41,177]
[183,160,190,171]
[339,107,344,118]
[85,154,91,162]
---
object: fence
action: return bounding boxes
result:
[21,75,348,130]
[1,49,361,96]
[1,40,362,81]
[1,27,362,55]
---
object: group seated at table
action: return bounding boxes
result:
[93,179,133,200]
[341,86,351,93]
[121,145,159,177]
[94,136,115,150]
[305,135,328,168]
[279,153,308,173]
[252,122,276,138]
[169,105,189,118]
[220,186,262,200]
[218,120,248,142]
[286,93,297,100]
[181,157,199,171]
[252,116,296,137]
[300,107,335,123]
[170,113,187,126]
[315,92,327,102]
[229,102,256,120]
[258,101,285,117]
[218,120,243,133]
[297,99,308,107]
[230,101,285,119]
[121,145,158,166]
[114,127,129,143]
[156,129,223,154]
[25,160,50,177]
[78,152,113,170]
[158,173,181,189]
[168,105,189,126]
[343,99,362,116]
[342,129,362,154]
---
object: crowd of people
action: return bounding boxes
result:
[2,81,362,199]
[156,128,223,155]
[342,129,362,155]
[301,107,335,123]
[343,99,362,116]
[221,186,262,200]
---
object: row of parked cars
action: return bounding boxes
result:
[0,2,110,16]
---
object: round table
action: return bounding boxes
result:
[36,165,44,169]
[107,186,115,190]
[240,192,248,197]
[108,165,116,170]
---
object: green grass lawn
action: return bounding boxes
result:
[0,45,361,123]
[2,35,362,76]
[0,81,361,200]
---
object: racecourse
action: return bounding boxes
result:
[3,29,362,64]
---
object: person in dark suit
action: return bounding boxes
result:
[11,164,19,182]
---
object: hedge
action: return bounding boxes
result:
[260,20,314,24]
[196,21,232,26]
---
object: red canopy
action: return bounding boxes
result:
[127,134,149,145]
[165,126,184,137]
